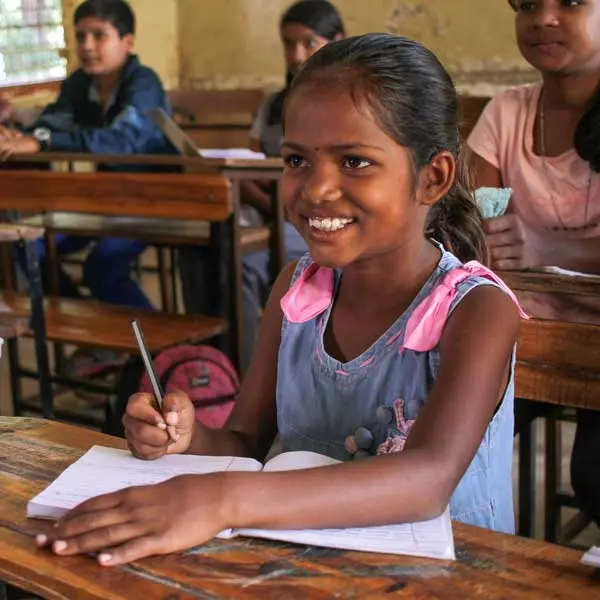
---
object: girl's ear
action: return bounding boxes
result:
[417,151,456,208]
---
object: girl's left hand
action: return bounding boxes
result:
[36,473,230,566]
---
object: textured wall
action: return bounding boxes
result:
[56,0,533,93]
[177,0,530,90]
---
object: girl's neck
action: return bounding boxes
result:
[340,238,440,310]
[541,71,600,110]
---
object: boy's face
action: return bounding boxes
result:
[514,0,600,74]
[75,17,133,77]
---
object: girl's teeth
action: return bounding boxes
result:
[308,217,353,232]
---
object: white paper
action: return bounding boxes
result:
[197,148,266,160]
[237,508,455,560]
[263,450,340,472]
[27,446,261,520]
[581,546,600,567]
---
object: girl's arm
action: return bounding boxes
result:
[48,278,520,565]
[468,150,503,188]
[221,283,520,531]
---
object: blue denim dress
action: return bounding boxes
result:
[276,247,516,534]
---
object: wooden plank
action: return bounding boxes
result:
[0,417,596,600]
[0,292,227,353]
[7,152,284,170]
[18,212,269,250]
[498,270,600,297]
[0,171,233,222]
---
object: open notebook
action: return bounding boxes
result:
[27,446,455,560]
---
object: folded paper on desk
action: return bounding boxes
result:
[197,148,266,160]
[581,546,600,567]
[27,445,455,560]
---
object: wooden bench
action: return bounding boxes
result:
[0,169,239,420]
[516,317,600,543]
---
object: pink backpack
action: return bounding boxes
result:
[139,345,239,428]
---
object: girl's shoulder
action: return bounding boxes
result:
[484,82,541,120]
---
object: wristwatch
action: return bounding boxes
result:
[32,127,51,151]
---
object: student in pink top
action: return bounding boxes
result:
[468,0,600,532]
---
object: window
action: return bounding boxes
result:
[0,0,66,86]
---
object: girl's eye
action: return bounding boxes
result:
[562,0,584,6]
[515,1,536,10]
[284,154,307,168]
[342,156,371,170]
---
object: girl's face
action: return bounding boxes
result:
[281,85,433,269]
[514,0,600,74]
[280,23,333,76]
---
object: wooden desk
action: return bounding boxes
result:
[1,417,596,600]
[498,269,600,297]
[8,151,287,297]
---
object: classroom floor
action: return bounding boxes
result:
[0,248,599,549]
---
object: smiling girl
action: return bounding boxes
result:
[38,34,524,566]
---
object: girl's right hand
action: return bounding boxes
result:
[123,391,197,459]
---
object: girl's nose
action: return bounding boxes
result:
[302,163,342,204]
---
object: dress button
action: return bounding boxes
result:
[375,405,393,424]
[354,427,374,450]
[344,434,358,455]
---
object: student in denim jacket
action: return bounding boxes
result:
[0,0,175,315]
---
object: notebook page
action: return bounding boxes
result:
[27,446,261,520]
[237,508,455,560]
[262,451,340,472]
[197,148,266,160]
[581,546,600,567]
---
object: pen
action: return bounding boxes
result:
[131,319,176,441]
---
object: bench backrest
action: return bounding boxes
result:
[0,170,232,222]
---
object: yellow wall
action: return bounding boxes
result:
[177,0,531,91]
[56,0,532,93]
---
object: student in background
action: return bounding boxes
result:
[178,0,345,370]
[0,98,13,125]
[40,35,523,565]
[468,0,600,532]
[0,0,173,312]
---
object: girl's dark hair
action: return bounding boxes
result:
[268,0,345,126]
[74,0,135,37]
[280,0,345,40]
[287,33,488,264]
[508,0,600,172]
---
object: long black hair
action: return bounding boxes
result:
[286,33,488,264]
[268,0,345,126]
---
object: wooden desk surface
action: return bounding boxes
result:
[7,152,284,171]
[0,417,596,600]
[498,269,600,297]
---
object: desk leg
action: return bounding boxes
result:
[22,238,54,419]
[518,400,537,538]
[0,581,7,600]
[269,178,285,284]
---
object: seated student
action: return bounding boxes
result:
[468,0,600,531]
[0,0,174,315]
[178,0,345,369]
[0,98,13,126]
[38,35,524,566]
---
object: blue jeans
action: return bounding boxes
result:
[27,235,152,309]
[178,221,308,368]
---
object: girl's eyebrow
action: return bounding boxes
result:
[281,141,385,152]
